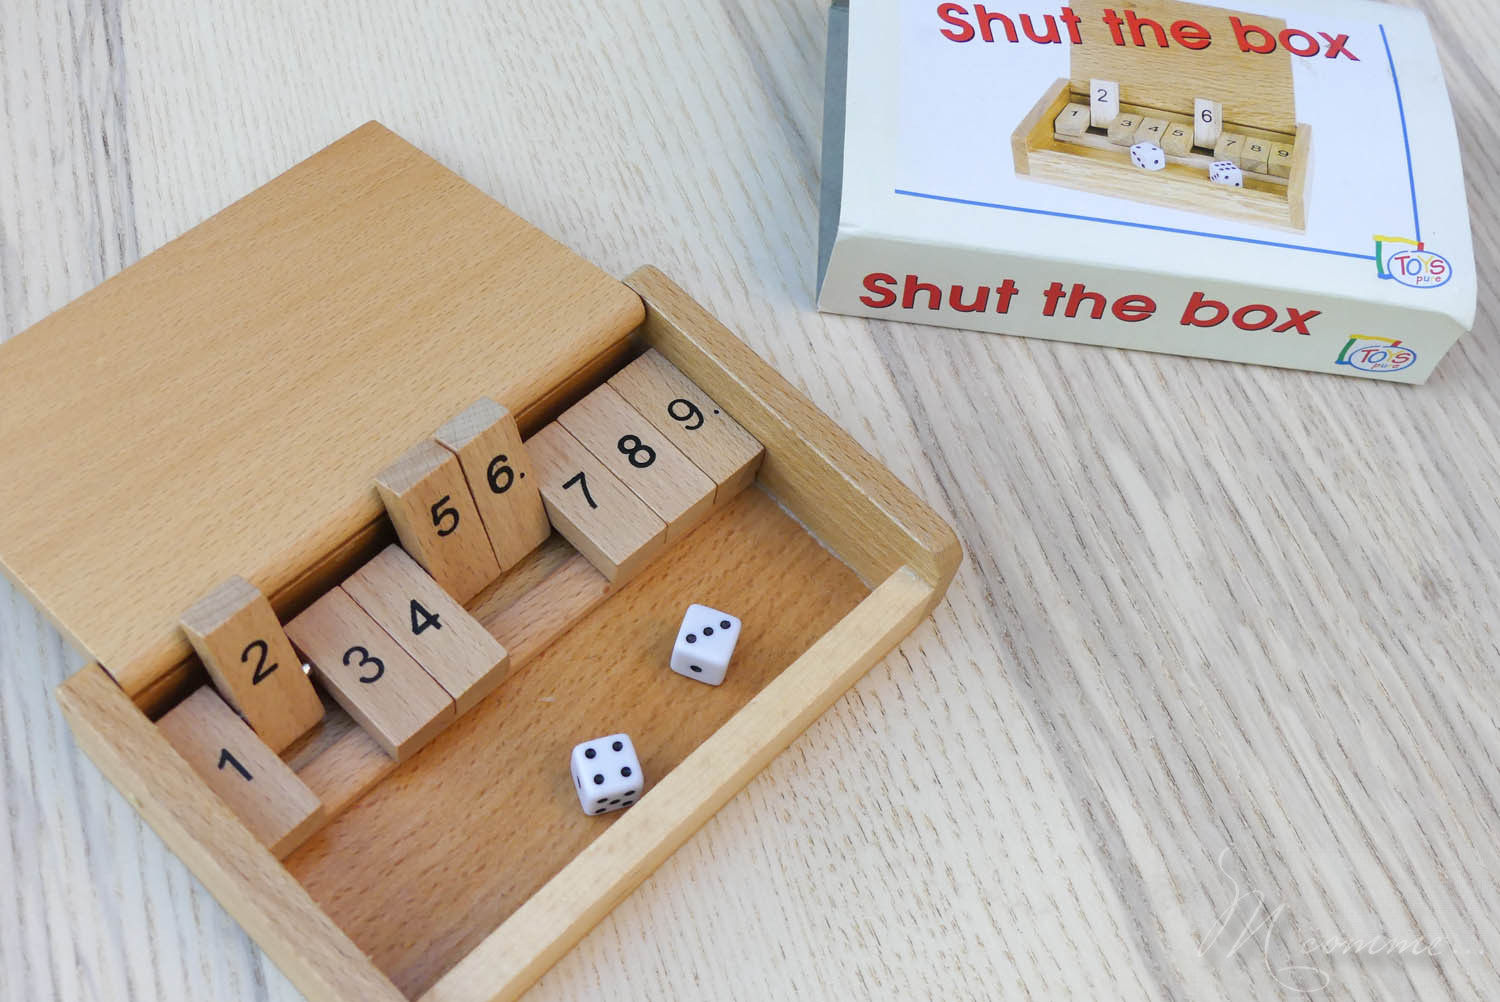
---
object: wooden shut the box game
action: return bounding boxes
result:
[0,123,959,1001]
[1012,0,1312,230]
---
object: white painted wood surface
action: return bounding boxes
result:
[3,1,1498,999]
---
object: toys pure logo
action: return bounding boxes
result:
[1336,335,1417,373]
[1375,235,1451,290]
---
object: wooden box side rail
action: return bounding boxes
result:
[624,266,961,597]
[55,664,408,1002]
[420,565,934,1002]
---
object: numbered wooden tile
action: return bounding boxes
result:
[179,576,324,752]
[558,384,714,541]
[1242,137,1272,174]
[525,422,666,583]
[1053,103,1089,137]
[1213,132,1248,167]
[608,349,764,505]
[1268,141,1296,179]
[375,440,501,603]
[1194,97,1222,149]
[1088,79,1119,128]
[1105,112,1143,147]
[1160,121,1194,157]
[1133,117,1169,147]
[434,398,551,571]
[343,544,510,715]
[157,687,325,858]
[285,588,455,761]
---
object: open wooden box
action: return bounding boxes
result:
[1011,0,1311,230]
[0,123,959,1001]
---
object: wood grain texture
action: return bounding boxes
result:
[285,589,456,762]
[376,440,505,605]
[5,2,1500,1002]
[527,423,668,583]
[0,121,643,699]
[608,348,765,504]
[557,384,717,540]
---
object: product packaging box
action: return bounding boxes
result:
[817,0,1476,382]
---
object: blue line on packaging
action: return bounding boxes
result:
[890,189,1378,260]
[1380,23,1421,242]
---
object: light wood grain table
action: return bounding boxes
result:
[3,1,1497,1000]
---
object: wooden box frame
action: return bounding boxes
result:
[1010,0,1311,231]
[5,126,960,1001]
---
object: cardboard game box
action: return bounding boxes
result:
[817,0,1476,382]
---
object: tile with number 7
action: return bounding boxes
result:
[525,422,666,583]
[342,544,510,715]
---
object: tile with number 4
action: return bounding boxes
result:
[342,544,509,714]
[286,588,455,761]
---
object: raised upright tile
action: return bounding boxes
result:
[179,576,324,752]
[434,398,551,571]
[375,440,502,603]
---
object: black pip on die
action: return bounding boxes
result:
[571,734,643,815]
[671,603,741,686]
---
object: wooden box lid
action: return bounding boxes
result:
[0,122,644,693]
[1069,0,1296,134]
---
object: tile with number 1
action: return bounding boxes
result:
[157,686,325,857]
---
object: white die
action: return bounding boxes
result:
[670,603,741,686]
[570,734,643,815]
[1208,160,1244,187]
[1129,142,1166,171]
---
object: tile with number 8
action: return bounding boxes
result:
[558,384,714,541]
[608,349,764,505]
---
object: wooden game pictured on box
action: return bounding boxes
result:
[1011,0,1311,230]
